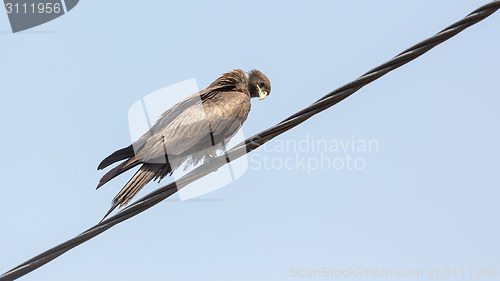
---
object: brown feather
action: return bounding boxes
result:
[97,145,135,170]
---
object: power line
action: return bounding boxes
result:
[2,1,499,280]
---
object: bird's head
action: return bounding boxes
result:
[248,70,271,100]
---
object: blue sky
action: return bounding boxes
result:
[1,1,499,281]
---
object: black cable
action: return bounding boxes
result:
[2,1,499,280]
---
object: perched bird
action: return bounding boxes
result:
[97,69,271,218]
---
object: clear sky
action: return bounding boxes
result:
[1,1,499,281]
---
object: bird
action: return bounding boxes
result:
[97,69,271,219]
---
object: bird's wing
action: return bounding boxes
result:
[135,106,212,162]
[130,85,227,153]
[134,90,250,164]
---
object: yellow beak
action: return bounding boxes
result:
[257,85,268,100]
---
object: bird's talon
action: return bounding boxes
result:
[204,154,215,165]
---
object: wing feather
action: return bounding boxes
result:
[134,90,251,167]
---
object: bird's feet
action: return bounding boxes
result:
[203,151,217,165]
[203,151,219,172]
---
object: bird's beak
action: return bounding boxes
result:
[257,85,268,100]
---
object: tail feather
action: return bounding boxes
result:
[114,164,161,207]
[100,164,162,222]
[97,145,135,170]
[96,157,140,189]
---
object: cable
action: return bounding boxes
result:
[1,1,499,280]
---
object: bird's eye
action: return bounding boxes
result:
[259,82,265,87]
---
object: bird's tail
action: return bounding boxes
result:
[100,164,162,222]
[97,145,135,170]
[96,157,140,189]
